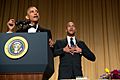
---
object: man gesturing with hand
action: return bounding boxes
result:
[54,21,96,80]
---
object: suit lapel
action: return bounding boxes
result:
[36,25,41,32]
[37,25,45,32]
[76,39,83,48]
[62,38,68,46]
[76,38,79,45]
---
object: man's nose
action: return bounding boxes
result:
[34,11,37,15]
[70,27,73,29]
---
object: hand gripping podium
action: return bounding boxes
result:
[0,33,54,80]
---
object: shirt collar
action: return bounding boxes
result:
[67,36,75,40]
[67,36,76,47]
[28,24,39,33]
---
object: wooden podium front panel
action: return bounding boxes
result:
[0,73,43,80]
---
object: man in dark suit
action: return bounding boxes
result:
[7,6,53,47]
[7,6,54,79]
[54,21,96,79]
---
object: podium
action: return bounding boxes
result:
[0,33,54,80]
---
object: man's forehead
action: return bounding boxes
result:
[67,22,75,25]
[27,7,38,12]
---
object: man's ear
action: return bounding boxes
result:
[25,15,29,19]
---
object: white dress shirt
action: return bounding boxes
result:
[28,24,39,33]
[67,36,76,47]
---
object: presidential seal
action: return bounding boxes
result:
[4,36,28,59]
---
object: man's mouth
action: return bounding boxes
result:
[33,16,39,18]
[70,29,74,31]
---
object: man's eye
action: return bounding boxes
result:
[36,10,39,13]
[30,11,34,13]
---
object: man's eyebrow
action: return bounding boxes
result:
[35,9,38,11]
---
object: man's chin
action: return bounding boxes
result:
[32,18,39,21]
[33,20,39,22]
[67,32,75,36]
[31,20,39,23]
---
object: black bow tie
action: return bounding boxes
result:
[29,24,37,29]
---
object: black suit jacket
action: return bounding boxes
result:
[54,38,96,79]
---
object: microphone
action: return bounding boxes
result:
[15,20,31,26]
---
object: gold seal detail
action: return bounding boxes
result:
[4,36,28,59]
